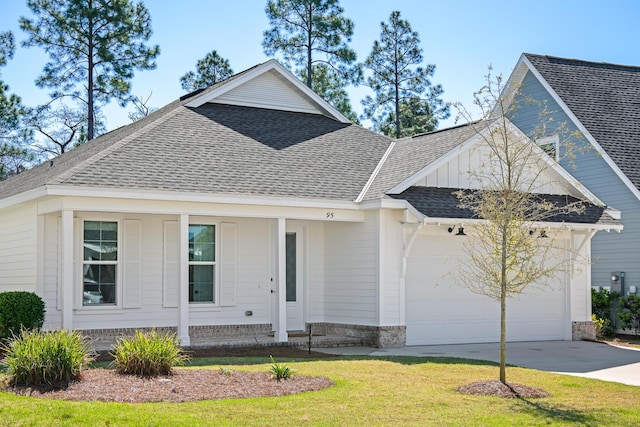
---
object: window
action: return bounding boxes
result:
[536,134,559,161]
[189,224,215,303]
[83,221,118,306]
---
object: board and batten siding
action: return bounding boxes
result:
[324,211,379,324]
[41,213,271,330]
[512,71,638,292]
[0,202,37,292]
[416,133,570,196]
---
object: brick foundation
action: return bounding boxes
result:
[308,323,406,348]
[572,321,596,341]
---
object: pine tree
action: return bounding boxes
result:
[362,11,448,138]
[180,50,234,92]
[20,0,160,140]
[263,0,360,120]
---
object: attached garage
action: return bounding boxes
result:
[405,231,568,345]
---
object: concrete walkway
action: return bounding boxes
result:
[316,340,640,387]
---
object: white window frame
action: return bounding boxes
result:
[80,219,122,309]
[188,222,219,305]
[536,134,559,161]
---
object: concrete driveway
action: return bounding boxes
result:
[317,340,640,387]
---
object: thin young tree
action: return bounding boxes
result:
[20,0,160,141]
[179,50,234,92]
[128,92,157,122]
[0,30,32,179]
[453,68,587,385]
[262,0,360,119]
[362,11,448,138]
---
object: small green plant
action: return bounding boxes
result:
[0,291,46,339]
[1,329,93,389]
[110,330,189,377]
[592,314,611,339]
[219,367,233,376]
[269,355,294,382]
[617,295,640,336]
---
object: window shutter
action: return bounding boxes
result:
[73,218,80,308]
[163,221,179,308]
[123,219,142,308]
[56,217,61,310]
[219,222,237,306]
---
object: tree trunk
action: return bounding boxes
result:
[500,226,507,384]
[394,35,400,139]
[306,3,313,89]
[87,0,95,141]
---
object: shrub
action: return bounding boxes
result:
[592,288,615,321]
[269,355,295,382]
[111,330,189,377]
[617,295,640,336]
[1,329,93,389]
[591,314,611,339]
[0,291,46,339]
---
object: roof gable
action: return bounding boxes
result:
[185,59,350,123]
[506,53,640,201]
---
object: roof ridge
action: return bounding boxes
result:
[48,103,184,185]
[524,52,640,71]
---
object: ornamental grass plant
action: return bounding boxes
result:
[110,330,189,376]
[1,329,92,389]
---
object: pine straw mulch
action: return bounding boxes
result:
[457,380,551,398]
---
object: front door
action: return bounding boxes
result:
[285,228,304,331]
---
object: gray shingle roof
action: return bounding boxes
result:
[363,122,480,200]
[525,53,640,192]
[0,96,391,202]
[391,186,619,226]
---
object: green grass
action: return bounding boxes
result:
[2,355,640,426]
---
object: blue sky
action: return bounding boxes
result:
[1,0,640,131]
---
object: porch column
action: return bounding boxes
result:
[274,217,288,342]
[60,209,74,329]
[178,214,190,346]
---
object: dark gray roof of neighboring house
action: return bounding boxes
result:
[0,89,391,202]
[524,53,640,192]
[363,122,481,200]
[391,186,619,226]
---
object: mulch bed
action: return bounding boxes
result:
[457,380,551,398]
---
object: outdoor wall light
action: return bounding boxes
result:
[448,225,466,236]
[529,229,548,238]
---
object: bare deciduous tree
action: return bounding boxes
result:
[452,67,587,385]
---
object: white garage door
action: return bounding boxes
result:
[405,233,567,345]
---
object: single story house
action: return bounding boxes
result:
[0,60,620,348]
[506,53,640,296]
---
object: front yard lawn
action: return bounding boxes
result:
[1,356,639,426]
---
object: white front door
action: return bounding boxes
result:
[285,227,304,331]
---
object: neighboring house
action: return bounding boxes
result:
[506,53,639,296]
[0,60,620,348]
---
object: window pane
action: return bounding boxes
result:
[84,221,118,261]
[189,225,215,262]
[189,265,214,303]
[286,233,296,302]
[83,264,116,305]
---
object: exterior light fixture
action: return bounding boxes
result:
[448,225,466,236]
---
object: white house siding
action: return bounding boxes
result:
[380,209,403,325]
[419,137,573,196]
[41,213,272,331]
[0,202,37,292]
[324,211,379,325]
[214,70,321,115]
[298,220,325,323]
[405,225,569,345]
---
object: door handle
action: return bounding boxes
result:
[270,290,275,293]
